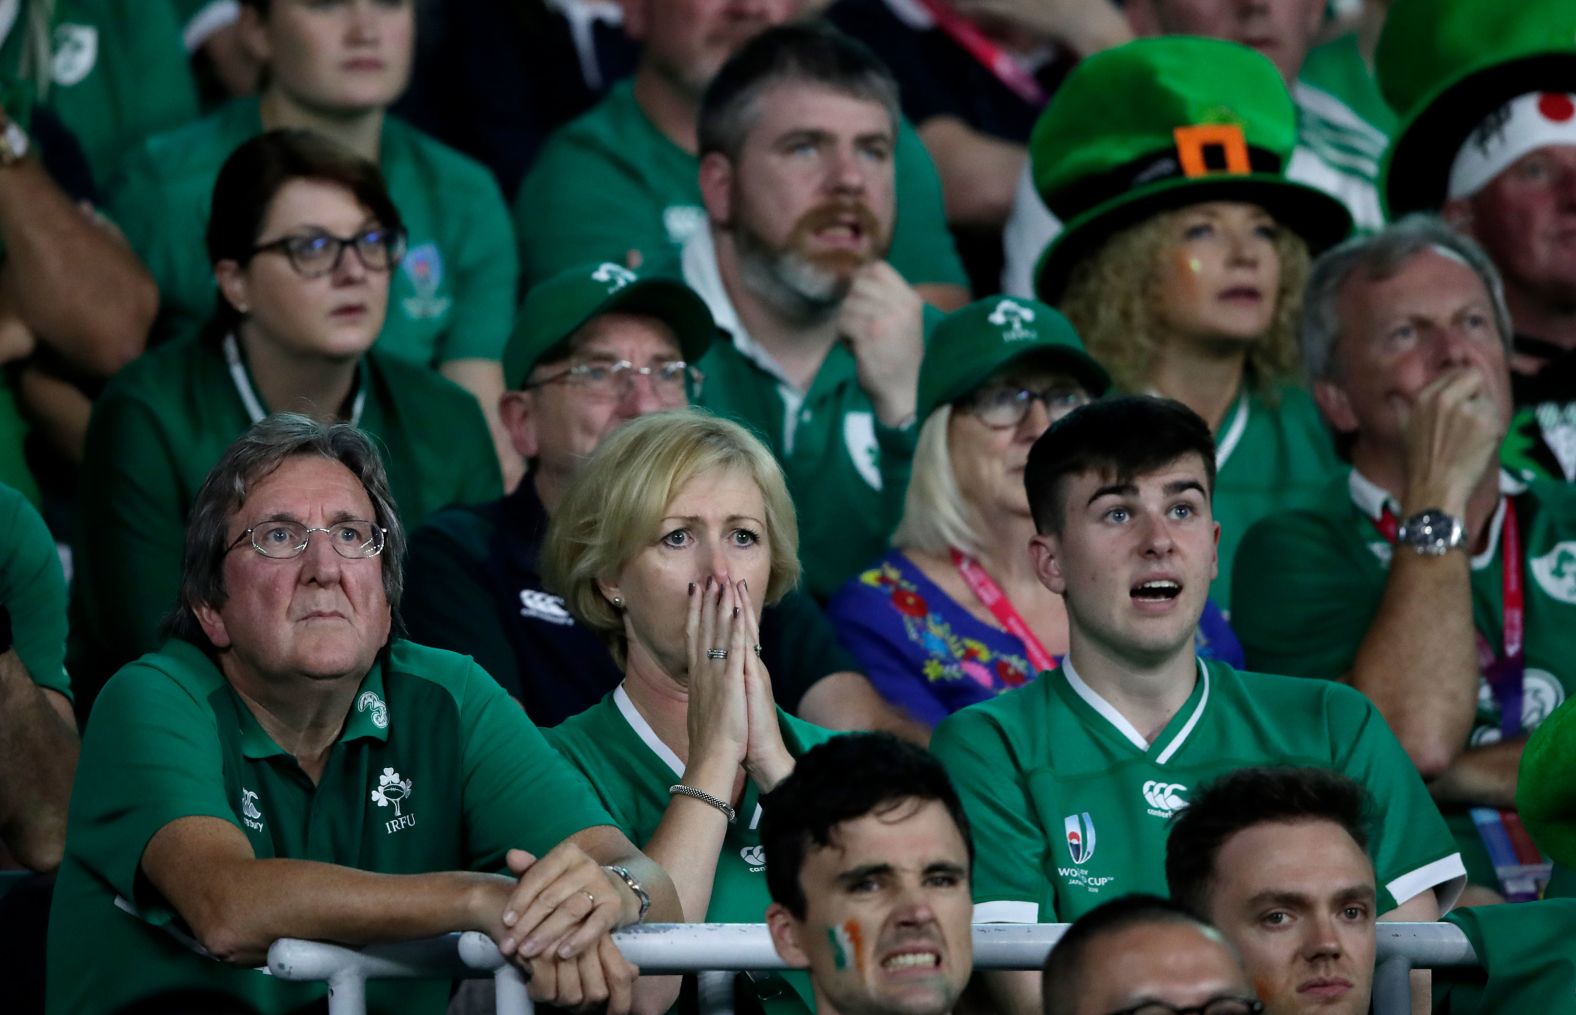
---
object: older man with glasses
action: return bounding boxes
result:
[46,413,678,1015]
[404,262,922,738]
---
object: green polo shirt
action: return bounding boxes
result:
[1433,901,1576,1013]
[930,658,1464,922]
[1208,384,1341,610]
[0,1,198,188]
[514,79,967,292]
[106,96,518,364]
[69,334,501,708]
[1232,469,1576,884]
[47,637,615,1015]
[675,230,930,599]
[546,689,835,1015]
[1,481,68,697]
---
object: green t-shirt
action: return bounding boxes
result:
[1208,384,1341,611]
[514,79,967,291]
[0,0,199,188]
[546,689,837,1015]
[678,230,924,599]
[68,334,502,708]
[1434,901,1576,1013]
[0,480,68,697]
[930,657,1464,922]
[1232,469,1576,884]
[106,96,518,364]
[47,637,615,1015]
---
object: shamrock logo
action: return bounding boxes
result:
[370,767,413,816]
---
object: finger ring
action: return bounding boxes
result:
[707,648,728,660]
[753,644,763,658]
[582,890,597,908]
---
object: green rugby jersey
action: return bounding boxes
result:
[1434,901,1576,1012]
[1291,33,1396,233]
[513,79,968,292]
[1,481,69,698]
[677,229,929,599]
[47,638,616,1015]
[1233,469,1576,883]
[931,657,1464,922]
[106,96,517,364]
[1208,384,1341,611]
[547,689,837,1015]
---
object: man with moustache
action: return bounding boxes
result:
[1041,895,1260,1015]
[1233,216,1576,904]
[931,395,1462,1015]
[677,22,932,598]
[515,0,968,309]
[1167,768,1380,1015]
[760,733,974,1015]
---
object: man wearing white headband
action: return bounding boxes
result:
[1376,0,1576,483]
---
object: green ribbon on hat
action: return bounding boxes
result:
[1376,0,1576,217]
[1027,36,1352,302]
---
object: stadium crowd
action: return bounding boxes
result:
[1,0,1575,1012]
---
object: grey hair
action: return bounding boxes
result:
[891,406,987,559]
[697,22,900,162]
[1300,213,1513,382]
[164,412,407,648]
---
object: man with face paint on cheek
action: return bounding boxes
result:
[760,734,974,1015]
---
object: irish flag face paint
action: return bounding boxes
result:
[828,919,865,973]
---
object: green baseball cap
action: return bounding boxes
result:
[503,261,718,389]
[1029,36,1353,303]
[915,296,1110,423]
[1377,0,1576,217]
[1517,697,1576,867]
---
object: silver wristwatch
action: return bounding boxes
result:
[1396,509,1466,556]
[602,864,651,924]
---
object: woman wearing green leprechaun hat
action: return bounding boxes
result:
[1030,36,1355,609]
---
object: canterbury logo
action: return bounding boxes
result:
[1142,781,1188,817]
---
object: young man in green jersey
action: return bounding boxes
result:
[760,733,974,1015]
[1233,215,1576,904]
[1040,895,1258,1015]
[930,395,1463,1015]
[1168,768,1380,1015]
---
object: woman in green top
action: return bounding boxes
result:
[1031,37,1356,605]
[543,409,834,1015]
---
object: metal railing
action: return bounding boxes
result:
[267,922,1478,1015]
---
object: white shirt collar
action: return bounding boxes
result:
[679,228,792,385]
[1060,656,1211,765]
[1348,468,1527,571]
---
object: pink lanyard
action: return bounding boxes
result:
[913,0,1049,107]
[950,549,1058,673]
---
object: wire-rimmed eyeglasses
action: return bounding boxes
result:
[227,520,388,560]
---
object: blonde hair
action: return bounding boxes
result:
[1058,206,1311,396]
[891,405,987,558]
[541,409,801,666]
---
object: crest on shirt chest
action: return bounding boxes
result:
[51,24,98,87]
[400,243,453,320]
[1530,541,1576,604]
[371,766,417,834]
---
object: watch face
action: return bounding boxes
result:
[1401,510,1463,553]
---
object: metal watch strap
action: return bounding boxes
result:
[602,864,651,924]
[1397,509,1465,556]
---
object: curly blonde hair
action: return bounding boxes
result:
[1058,207,1311,397]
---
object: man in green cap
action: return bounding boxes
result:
[1233,215,1576,906]
[1376,0,1576,486]
[404,260,921,737]
[931,395,1460,1015]
[674,22,938,600]
[514,0,969,310]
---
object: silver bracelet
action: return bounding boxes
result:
[668,783,737,824]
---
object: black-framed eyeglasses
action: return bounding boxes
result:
[526,359,702,403]
[226,520,388,560]
[958,383,1090,429]
[1106,997,1265,1015]
[250,227,407,278]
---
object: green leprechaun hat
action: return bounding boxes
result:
[1378,0,1576,219]
[1031,36,1352,304]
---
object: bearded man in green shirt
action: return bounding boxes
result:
[931,395,1463,1015]
[1234,215,1576,905]
[47,414,677,1015]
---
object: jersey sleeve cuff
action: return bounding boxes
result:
[973,900,1039,924]
[1386,853,1468,914]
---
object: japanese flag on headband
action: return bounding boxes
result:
[1448,91,1576,200]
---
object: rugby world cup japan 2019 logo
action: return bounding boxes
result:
[1063,812,1096,865]
[400,243,452,320]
